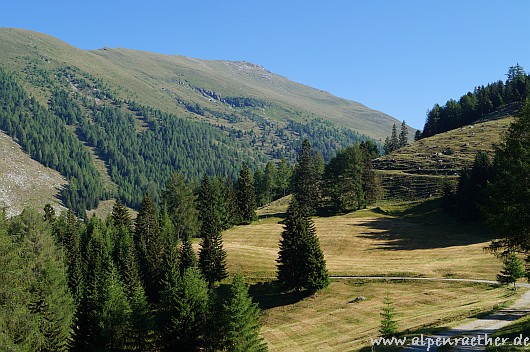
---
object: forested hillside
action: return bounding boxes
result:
[0,28,403,216]
[421,64,529,138]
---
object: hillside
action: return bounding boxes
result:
[374,116,514,201]
[0,28,399,141]
[0,130,66,217]
[0,27,406,215]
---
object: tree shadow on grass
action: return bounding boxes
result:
[354,200,495,250]
[248,280,312,310]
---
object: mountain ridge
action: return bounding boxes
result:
[0,27,401,140]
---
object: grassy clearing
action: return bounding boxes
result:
[256,280,517,351]
[218,197,519,351]
[224,199,502,281]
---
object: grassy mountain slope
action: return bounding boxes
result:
[0,131,66,216]
[0,27,399,141]
[374,116,514,201]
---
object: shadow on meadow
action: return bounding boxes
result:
[248,280,312,310]
[353,199,495,251]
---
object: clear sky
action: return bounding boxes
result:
[1,0,529,129]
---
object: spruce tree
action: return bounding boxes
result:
[497,253,525,289]
[219,274,268,352]
[293,139,321,215]
[159,267,210,351]
[484,101,530,256]
[135,192,163,301]
[237,164,257,224]
[179,234,198,273]
[163,171,200,240]
[380,296,398,337]
[399,120,409,148]
[390,124,399,151]
[198,175,228,287]
[277,200,329,292]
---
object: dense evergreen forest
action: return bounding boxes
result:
[421,65,530,138]
[0,136,379,351]
[0,66,376,216]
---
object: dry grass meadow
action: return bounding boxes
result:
[217,197,521,351]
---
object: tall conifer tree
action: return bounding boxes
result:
[198,175,228,287]
[293,139,321,214]
[237,164,257,224]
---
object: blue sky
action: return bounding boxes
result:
[1,1,529,129]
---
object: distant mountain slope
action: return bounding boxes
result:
[0,27,406,215]
[0,27,399,141]
[0,131,66,216]
[374,116,514,201]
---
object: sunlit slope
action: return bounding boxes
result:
[0,27,400,140]
[373,116,514,201]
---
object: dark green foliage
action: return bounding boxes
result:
[277,200,329,292]
[324,144,365,212]
[497,253,525,289]
[159,267,210,351]
[399,120,408,148]
[484,100,530,255]
[292,139,321,214]
[198,175,228,287]
[323,142,380,213]
[380,296,398,337]
[455,151,493,221]
[163,172,199,240]
[111,199,133,233]
[237,164,257,224]
[179,234,198,273]
[135,193,163,302]
[422,65,530,138]
[1,209,75,351]
[218,274,268,352]
[0,68,105,217]
[43,203,56,223]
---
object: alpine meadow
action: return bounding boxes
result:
[1,16,530,352]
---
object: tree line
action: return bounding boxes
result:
[421,64,530,138]
[443,99,530,282]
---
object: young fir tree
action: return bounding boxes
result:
[380,296,398,337]
[198,174,228,287]
[237,164,257,224]
[277,200,329,292]
[219,274,268,352]
[159,267,210,351]
[497,253,525,289]
[293,139,321,215]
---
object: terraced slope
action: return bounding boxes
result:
[374,116,514,201]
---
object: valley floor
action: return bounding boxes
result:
[218,199,525,351]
